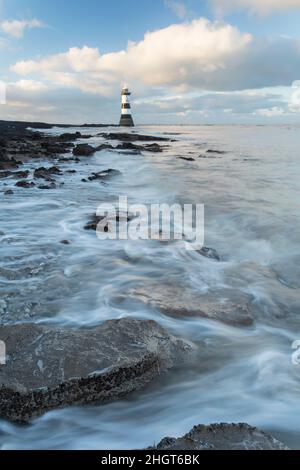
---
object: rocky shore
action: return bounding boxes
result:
[0,120,290,450]
[0,318,193,423]
[150,423,289,450]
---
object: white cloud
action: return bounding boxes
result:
[11,19,253,93]
[209,0,300,15]
[0,19,44,38]
[10,18,300,95]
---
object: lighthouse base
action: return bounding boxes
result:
[119,115,134,127]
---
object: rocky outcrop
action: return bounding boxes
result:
[0,318,193,423]
[98,132,171,142]
[15,180,35,188]
[150,423,289,450]
[87,169,122,181]
[33,166,62,181]
[73,144,96,156]
[125,283,254,326]
[116,142,164,153]
[84,210,134,231]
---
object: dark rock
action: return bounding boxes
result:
[4,190,14,195]
[66,169,77,173]
[84,211,134,231]
[198,247,221,261]
[0,170,30,179]
[73,144,96,156]
[58,132,82,141]
[96,144,115,151]
[0,318,192,423]
[15,180,35,188]
[98,132,170,142]
[206,149,226,154]
[0,157,21,171]
[151,423,288,450]
[37,183,56,190]
[116,142,164,153]
[179,156,195,162]
[34,166,61,181]
[87,169,121,181]
[60,240,71,245]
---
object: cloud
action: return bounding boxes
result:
[165,1,188,19]
[209,0,300,16]
[11,18,300,95]
[11,19,253,93]
[0,19,44,38]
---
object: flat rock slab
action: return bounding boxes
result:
[126,284,254,326]
[0,318,192,423]
[151,423,288,450]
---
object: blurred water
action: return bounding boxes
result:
[0,125,300,449]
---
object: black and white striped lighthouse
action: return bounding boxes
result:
[119,87,134,127]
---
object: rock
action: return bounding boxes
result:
[206,149,226,154]
[116,142,164,153]
[4,189,14,195]
[66,169,77,173]
[87,169,121,181]
[96,143,115,151]
[151,423,289,450]
[179,156,195,162]
[15,180,35,188]
[126,284,254,326]
[98,132,170,142]
[0,318,192,423]
[60,240,71,245]
[0,170,29,179]
[37,183,56,190]
[0,157,21,171]
[198,246,221,261]
[73,144,96,156]
[58,132,82,141]
[34,166,61,181]
[84,211,135,231]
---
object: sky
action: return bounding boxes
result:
[1,0,300,124]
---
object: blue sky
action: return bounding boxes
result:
[1,0,300,124]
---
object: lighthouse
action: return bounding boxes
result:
[119,87,134,127]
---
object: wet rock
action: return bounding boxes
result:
[150,423,288,450]
[87,169,121,181]
[60,240,71,245]
[34,166,61,181]
[0,170,30,179]
[116,142,164,153]
[96,143,115,151]
[126,284,254,326]
[98,132,170,142]
[206,149,226,155]
[58,132,82,141]
[37,183,56,190]
[0,157,21,171]
[179,156,195,162]
[84,211,134,231]
[0,318,192,423]
[4,190,14,195]
[73,144,96,156]
[15,180,35,188]
[198,246,221,261]
[66,169,77,173]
